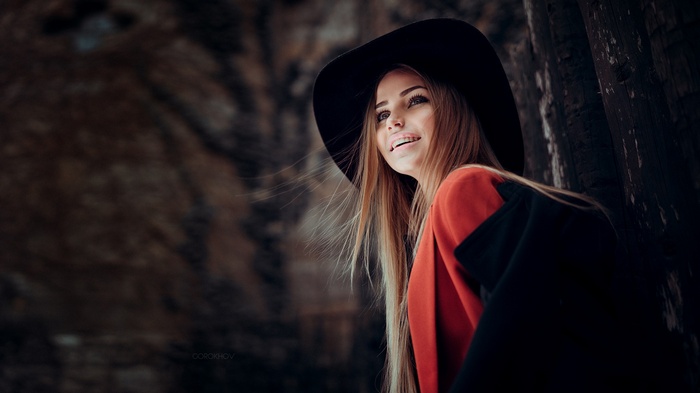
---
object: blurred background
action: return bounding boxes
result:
[0,0,698,392]
[0,1,526,391]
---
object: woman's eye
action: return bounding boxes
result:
[408,94,428,107]
[376,110,390,123]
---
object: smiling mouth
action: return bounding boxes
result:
[391,137,421,151]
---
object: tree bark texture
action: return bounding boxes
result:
[514,0,700,390]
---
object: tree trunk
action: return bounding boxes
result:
[514,0,700,390]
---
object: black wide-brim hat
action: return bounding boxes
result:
[313,18,524,180]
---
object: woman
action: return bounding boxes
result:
[313,19,622,393]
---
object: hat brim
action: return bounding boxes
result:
[313,18,524,180]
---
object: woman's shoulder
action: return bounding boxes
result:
[436,166,505,201]
[444,165,504,181]
[430,166,506,236]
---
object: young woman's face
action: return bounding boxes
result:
[374,69,435,185]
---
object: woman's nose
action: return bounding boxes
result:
[387,117,403,130]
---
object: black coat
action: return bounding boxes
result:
[448,181,634,392]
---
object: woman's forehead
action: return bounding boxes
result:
[376,70,425,100]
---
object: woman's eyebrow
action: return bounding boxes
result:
[375,85,426,109]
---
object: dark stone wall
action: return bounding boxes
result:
[0,1,525,392]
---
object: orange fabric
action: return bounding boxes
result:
[408,167,505,393]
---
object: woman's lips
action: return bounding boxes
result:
[390,136,422,151]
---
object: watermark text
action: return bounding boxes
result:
[191,353,236,360]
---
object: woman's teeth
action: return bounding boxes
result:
[391,137,421,151]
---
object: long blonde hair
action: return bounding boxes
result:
[344,65,604,393]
